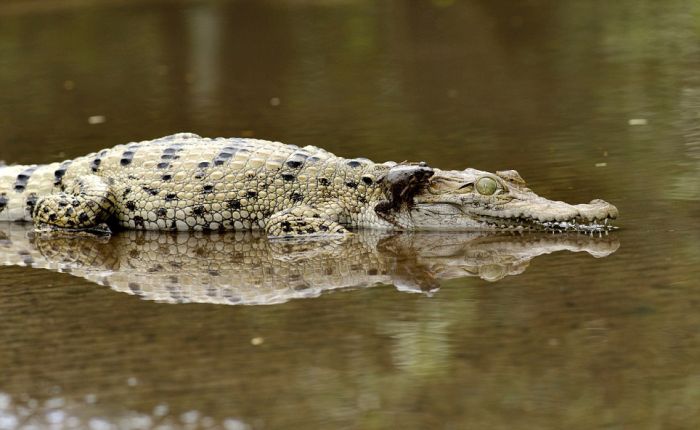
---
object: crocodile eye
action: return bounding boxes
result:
[476,177,498,195]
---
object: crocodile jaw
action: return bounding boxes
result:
[410,198,618,232]
[407,169,618,232]
[465,199,617,232]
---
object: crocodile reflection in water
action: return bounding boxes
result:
[0,225,618,305]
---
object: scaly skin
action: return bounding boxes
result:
[0,133,618,236]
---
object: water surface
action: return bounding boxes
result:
[1,0,700,428]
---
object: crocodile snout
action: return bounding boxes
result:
[574,199,618,222]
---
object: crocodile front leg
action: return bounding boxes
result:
[32,175,116,234]
[265,205,348,238]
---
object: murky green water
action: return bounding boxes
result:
[1,0,700,428]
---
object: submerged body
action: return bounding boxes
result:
[0,133,617,236]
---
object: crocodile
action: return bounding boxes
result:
[0,133,618,236]
[0,225,618,305]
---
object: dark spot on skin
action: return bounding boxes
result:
[290,192,303,203]
[307,156,320,163]
[156,208,167,217]
[53,161,72,186]
[368,269,379,276]
[198,161,210,168]
[170,220,178,229]
[362,176,374,185]
[128,282,141,292]
[120,158,132,166]
[91,158,101,172]
[128,175,137,180]
[78,212,89,223]
[281,221,293,233]
[54,169,66,185]
[193,205,206,216]
[160,154,173,160]
[142,186,159,196]
[147,265,163,273]
[247,191,257,198]
[14,166,37,192]
[318,178,330,186]
[194,173,204,179]
[48,213,57,222]
[72,199,80,207]
[208,270,220,276]
[345,181,358,189]
[358,196,367,204]
[126,201,136,211]
[202,185,214,193]
[20,252,34,265]
[157,162,170,169]
[374,200,393,214]
[286,160,303,168]
[25,193,37,210]
[213,159,225,166]
[133,216,145,228]
[227,199,241,210]
[169,275,179,284]
[347,160,362,168]
[165,193,178,201]
[122,187,131,198]
[42,207,49,213]
[65,207,74,216]
[282,174,295,182]
[58,200,68,207]
[162,174,172,181]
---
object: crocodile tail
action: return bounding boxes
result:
[0,162,59,222]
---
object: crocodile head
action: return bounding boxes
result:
[378,165,618,232]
